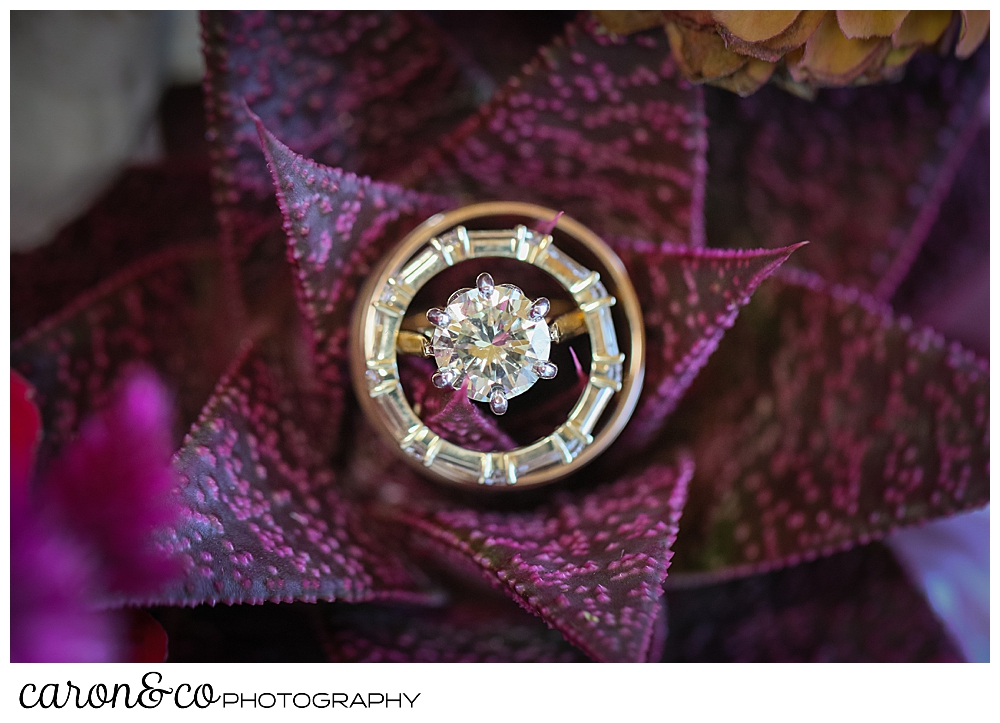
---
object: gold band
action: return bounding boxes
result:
[350,202,645,490]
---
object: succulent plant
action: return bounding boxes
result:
[594,10,990,97]
[11,11,988,662]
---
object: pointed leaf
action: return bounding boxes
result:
[611,241,803,453]
[12,246,231,465]
[400,358,517,452]
[704,49,989,299]
[11,163,217,339]
[504,346,589,444]
[407,17,709,246]
[152,345,439,607]
[201,10,479,262]
[319,597,589,662]
[667,273,989,583]
[395,458,692,662]
[256,119,450,444]
[663,543,963,662]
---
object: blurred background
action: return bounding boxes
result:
[11,11,203,250]
[9,9,989,662]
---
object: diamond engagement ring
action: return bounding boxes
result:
[396,271,588,416]
[351,202,645,489]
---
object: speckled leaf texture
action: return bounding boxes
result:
[407,17,708,246]
[610,241,804,453]
[257,120,449,445]
[663,543,963,662]
[704,47,989,298]
[12,246,230,466]
[155,345,438,608]
[201,10,479,263]
[395,459,692,662]
[319,599,589,662]
[11,163,216,339]
[665,272,989,584]
[399,358,517,452]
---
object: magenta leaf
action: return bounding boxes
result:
[663,543,963,662]
[395,458,692,662]
[611,241,804,453]
[667,272,989,583]
[256,119,450,445]
[319,597,589,662]
[12,246,232,465]
[11,162,217,339]
[704,49,989,299]
[502,346,589,443]
[399,357,517,452]
[201,10,478,262]
[407,16,709,246]
[41,371,182,597]
[155,345,440,608]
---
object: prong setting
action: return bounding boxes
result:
[431,368,460,389]
[535,361,558,380]
[476,272,495,298]
[529,297,550,321]
[489,388,508,416]
[429,273,553,413]
[427,307,450,328]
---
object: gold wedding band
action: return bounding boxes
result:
[350,202,645,489]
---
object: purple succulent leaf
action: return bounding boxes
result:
[610,241,805,454]
[12,245,234,466]
[41,371,183,598]
[404,16,708,246]
[421,387,518,453]
[11,162,217,339]
[666,271,989,584]
[318,598,590,662]
[399,357,517,452]
[201,10,479,263]
[663,543,963,662]
[256,118,451,448]
[152,344,441,608]
[705,48,989,299]
[394,458,692,662]
[503,346,589,443]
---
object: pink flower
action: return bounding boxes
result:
[10,371,178,662]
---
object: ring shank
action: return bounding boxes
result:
[350,202,645,489]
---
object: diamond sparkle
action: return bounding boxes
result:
[430,280,552,405]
